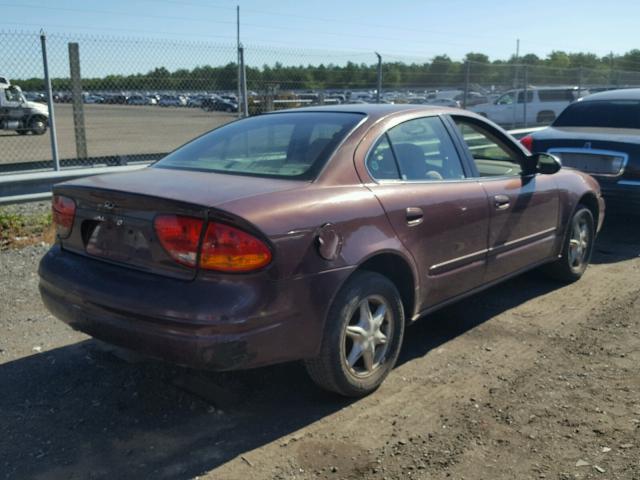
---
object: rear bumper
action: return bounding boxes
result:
[39,245,354,370]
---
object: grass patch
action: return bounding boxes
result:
[0,208,54,250]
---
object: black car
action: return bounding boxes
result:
[521,88,640,210]
[202,97,237,112]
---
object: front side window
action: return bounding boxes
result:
[155,112,364,179]
[453,118,523,177]
[386,116,466,181]
[517,91,534,104]
[496,92,515,105]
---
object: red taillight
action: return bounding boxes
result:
[200,222,272,272]
[52,194,76,238]
[154,215,203,267]
[519,134,534,153]
[154,215,272,272]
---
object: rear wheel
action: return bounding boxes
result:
[543,205,594,282]
[305,271,405,397]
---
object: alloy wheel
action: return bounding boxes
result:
[343,295,393,377]
[568,215,590,269]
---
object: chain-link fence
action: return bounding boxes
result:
[2,30,640,173]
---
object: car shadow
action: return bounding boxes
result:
[0,272,564,480]
[591,212,640,264]
[1,213,636,479]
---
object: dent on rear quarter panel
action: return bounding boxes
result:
[216,184,411,279]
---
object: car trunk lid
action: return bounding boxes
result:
[53,167,304,279]
[533,127,640,178]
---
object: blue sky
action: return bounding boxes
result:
[1,0,638,77]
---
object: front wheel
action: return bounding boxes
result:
[543,205,594,282]
[305,271,405,397]
[29,116,47,135]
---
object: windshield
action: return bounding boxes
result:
[553,100,640,129]
[154,112,364,179]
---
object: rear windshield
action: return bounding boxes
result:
[553,100,640,129]
[154,112,364,179]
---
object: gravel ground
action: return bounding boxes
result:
[0,212,638,480]
[0,104,234,165]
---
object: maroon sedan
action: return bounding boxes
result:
[39,105,604,397]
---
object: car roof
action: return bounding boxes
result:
[581,88,640,102]
[274,103,460,121]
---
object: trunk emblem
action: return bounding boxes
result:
[103,201,116,210]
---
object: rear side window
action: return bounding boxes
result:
[366,135,400,180]
[517,91,534,103]
[554,100,640,129]
[539,89,575,102]
[155,112,364,179]
[386,116,465,181]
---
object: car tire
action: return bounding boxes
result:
[543,205,594,283]
[16,129,29,135]
[29,116,47,135]
[304,271,405,397]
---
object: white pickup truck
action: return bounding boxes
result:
[0,81,50,135]
[470,87,583,127]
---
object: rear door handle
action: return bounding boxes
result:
[406,207,424,226]
[494,194,510,210]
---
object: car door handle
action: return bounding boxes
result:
[494,194,510,210]
[406,207,424,226]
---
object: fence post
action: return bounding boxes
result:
[523,65,529,128]
[239,45,248,117]
[40,31,60,171]
[236,5,241,118]
[375,52,382,103]
[512,63,519,129]
[68,42,88,161]
[462,61,470,109]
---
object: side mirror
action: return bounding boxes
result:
[531,153,561,175]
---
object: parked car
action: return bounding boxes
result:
[455,91,489,107]
[126,95,153,106]
[186,95,206,108]
[426,98,461,108]
[202,97,237,112]
[83,94,104,104]
[159,95,187,107]
[24,92,47,103]
[521,88,640,210]
[471,87,584,126]
[39,105,603,397]
[103,94,128,104]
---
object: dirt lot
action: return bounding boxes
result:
[0,211,638,480]
[0,104,234,165]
